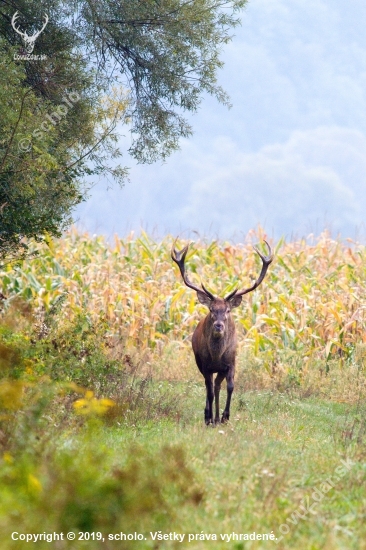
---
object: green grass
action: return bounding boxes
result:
[0,297,365,549]
[95,390,365,550]
[3,382,363,550]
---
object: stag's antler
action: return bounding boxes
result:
[224,240,273,301]
[171,240,215,300]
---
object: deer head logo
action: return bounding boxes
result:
[11,11,48,54]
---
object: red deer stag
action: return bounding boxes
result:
[171,240,273,425]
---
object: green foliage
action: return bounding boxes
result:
[0,0,129,261]
[72,0,248,162]
[0,299,197,458]
[0,303,203,550]
[0,442,202,549]
[0,1,247,260]
[0,44,128,260]
[32,312,117,385]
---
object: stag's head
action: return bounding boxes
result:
[171,240,273,338]
[11,11,48,53]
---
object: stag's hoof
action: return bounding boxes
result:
[221,413,229,423]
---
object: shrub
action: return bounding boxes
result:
[0,441,203,549]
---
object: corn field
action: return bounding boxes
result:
[1,228,366,365]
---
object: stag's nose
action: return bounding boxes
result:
[213,321,225,333]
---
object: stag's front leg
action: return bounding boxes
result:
[221,370,234,423]
[204,374,214,425]
[214,373,225,424]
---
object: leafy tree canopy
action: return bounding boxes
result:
[73,0,247,162]
[0,38,127,260]
[0,0,247,260]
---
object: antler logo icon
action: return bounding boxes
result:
[11,11,48,54]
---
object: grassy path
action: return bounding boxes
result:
[92,390,366,550]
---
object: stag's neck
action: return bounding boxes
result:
[208,334,226,360]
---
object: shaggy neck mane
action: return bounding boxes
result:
[207,325,227,360]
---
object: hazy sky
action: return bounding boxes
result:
[76,0,366,241]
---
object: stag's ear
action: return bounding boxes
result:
[226,294,242,309]
[197,290,213,308]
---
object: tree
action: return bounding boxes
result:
[74,0,247,162]
[0,0,247,259]
[0,38,127,260]
[0,0,129,260]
